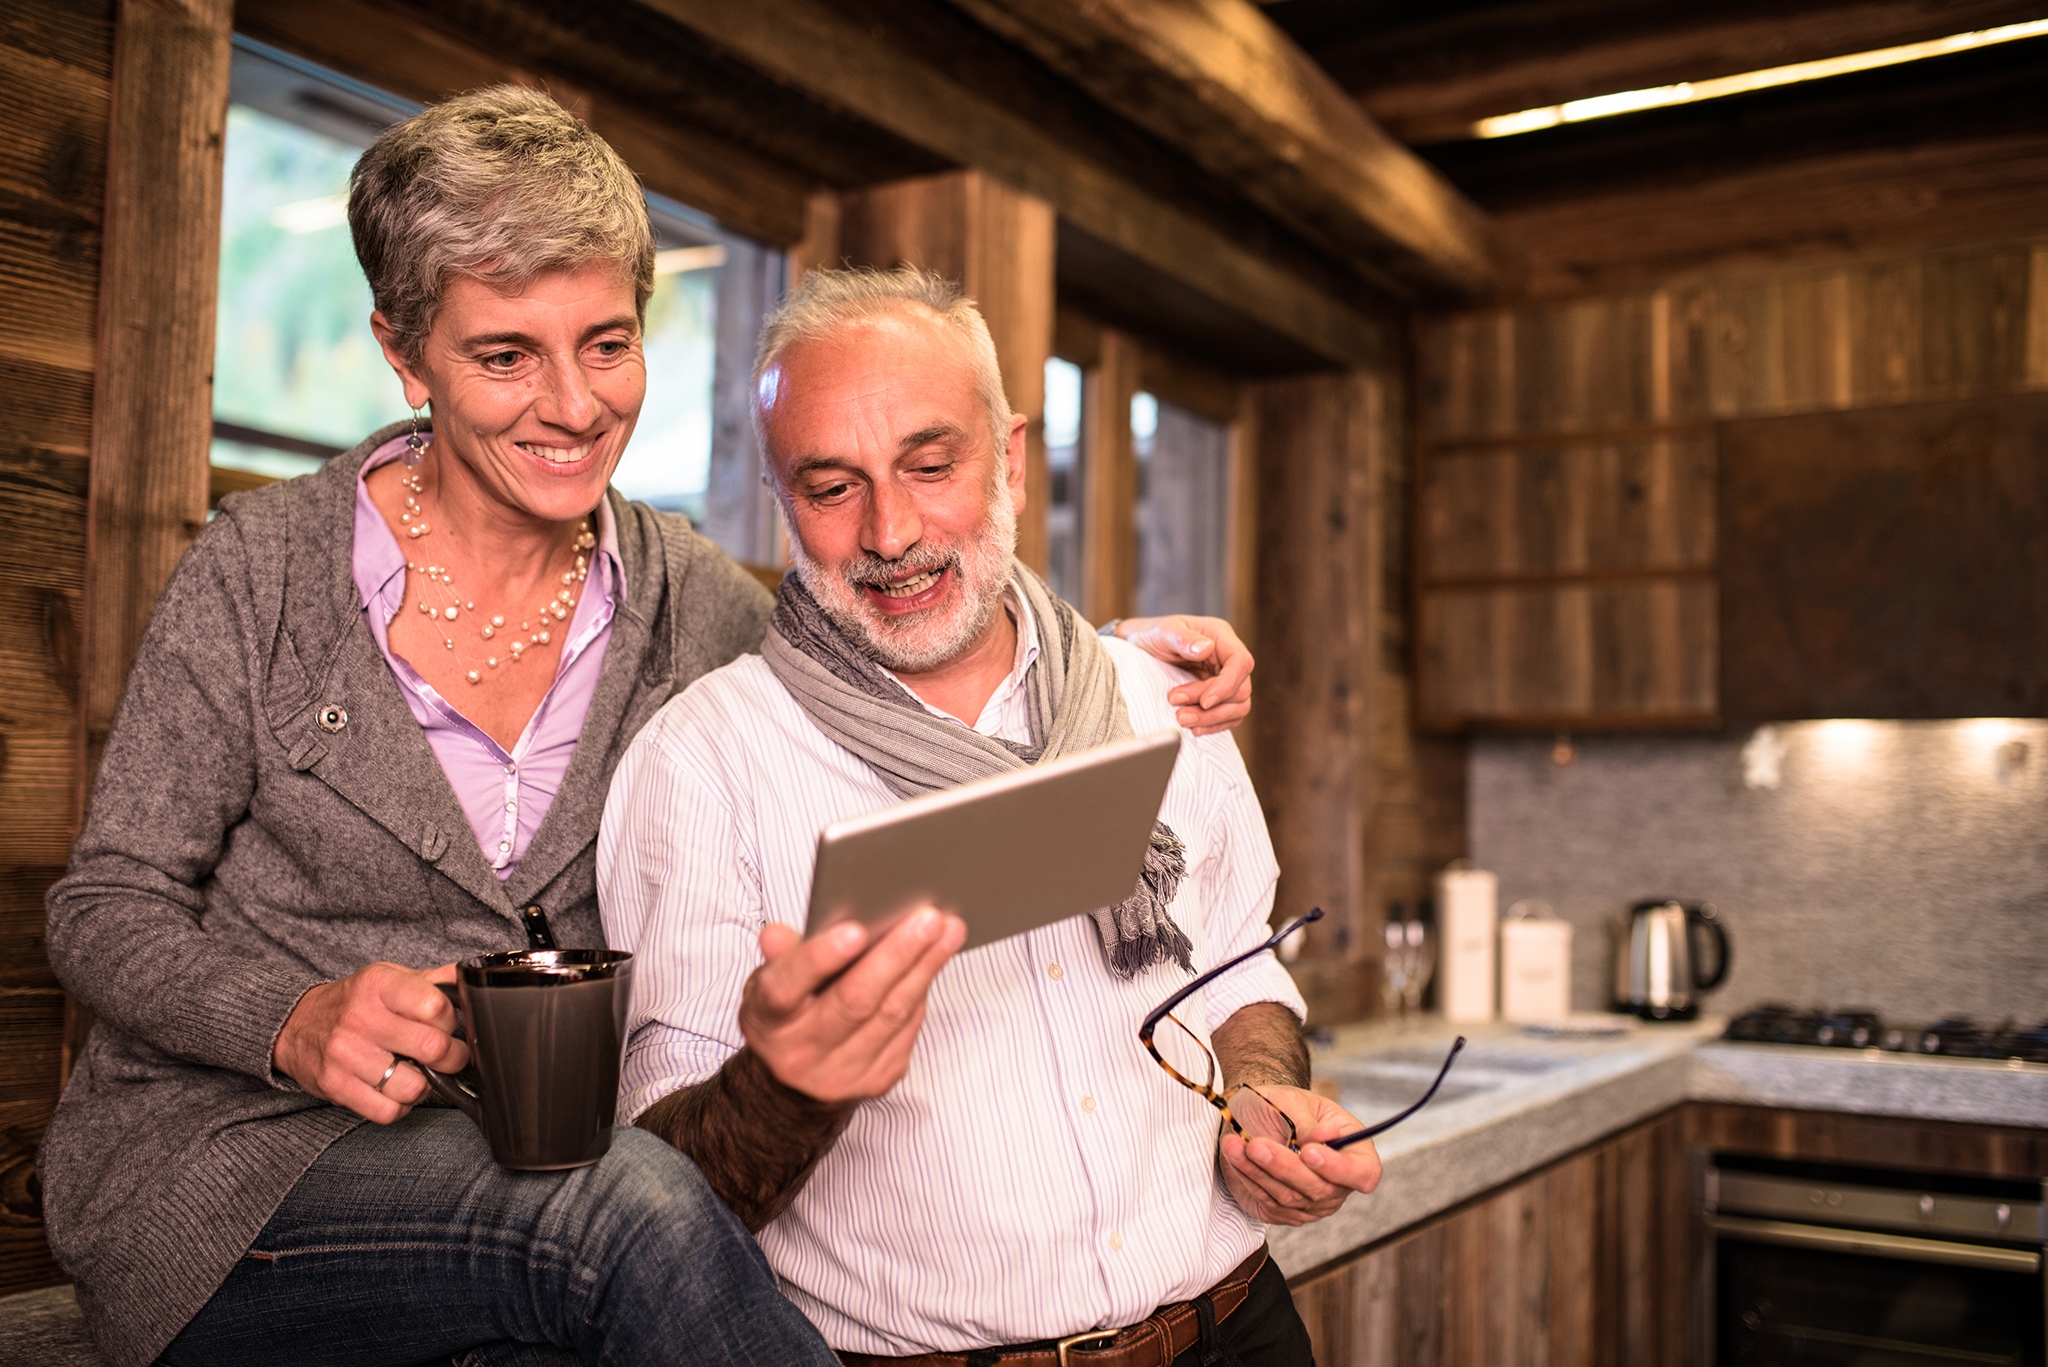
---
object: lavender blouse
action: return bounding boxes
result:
[352,437,622,879]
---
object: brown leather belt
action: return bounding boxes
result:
[837,1247,1268,1367]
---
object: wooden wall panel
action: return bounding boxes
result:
[1293,1108,1692,1367]
[837,169,1058,575]
[0,0,114,1299]
[1424,238,2045,441]
[1247,372,1386,1018]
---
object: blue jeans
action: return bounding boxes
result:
[160,1108,836,1367]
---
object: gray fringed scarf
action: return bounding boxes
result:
[762,560,1194,979]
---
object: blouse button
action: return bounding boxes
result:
[1081,1095,1097,1113]
[1047,963,1064,980]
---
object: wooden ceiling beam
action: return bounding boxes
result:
[1330,0,2048,145]
[239,0,816,247]
[942,0,1504,300]
[633,0,1396,366]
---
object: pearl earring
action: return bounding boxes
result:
[403,407,431,467]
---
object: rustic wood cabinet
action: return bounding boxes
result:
[1287,1102,2048,1367]
[1719,390,2048,722]
[1414,233,2048,730]
[1289,1109,1694,1367]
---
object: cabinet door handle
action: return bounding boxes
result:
[1710,1214,2041,1273]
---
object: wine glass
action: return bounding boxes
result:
[1382,913,1410,1022]
[1402,918,1436,1020]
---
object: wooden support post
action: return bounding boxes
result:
[836,170,1057,574]
[73,0,230,1114]
[1245,371,1390,1023]
[1079,329,1140,627]
[1222,392,1260,774]
[83,0,232,787]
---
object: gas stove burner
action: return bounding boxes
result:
[1917,1017,1993,1057]
[1998,1022,2048,1064]
[1723,1004,1808,1044]
[1723,1005,1884,1048]
[1724,1008,2048,1062]
[1813,1010,1882,1049]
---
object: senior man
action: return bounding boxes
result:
[598,267,1381,1366]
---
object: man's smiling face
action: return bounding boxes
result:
[759,305,1027,673]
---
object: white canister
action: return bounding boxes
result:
[1436,863,1498,1024]
[1500,901,1573,1023]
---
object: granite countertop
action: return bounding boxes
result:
[1265,1015,2048,1278]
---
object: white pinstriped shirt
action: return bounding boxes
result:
[597,596,1302,1355]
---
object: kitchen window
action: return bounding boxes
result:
[1043,355,1085,604]
[1132,391,1230,619]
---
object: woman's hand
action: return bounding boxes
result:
[1113,615,1254,736]
[272,962,470,1124]
[1218,1087,1382,1227]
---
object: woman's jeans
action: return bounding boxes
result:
[160,1108,836,1367]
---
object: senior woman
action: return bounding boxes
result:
[40,85,1257,1367]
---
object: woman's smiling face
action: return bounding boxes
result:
[374,259,645,525]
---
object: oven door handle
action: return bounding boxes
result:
[1710,1214,2042,1274]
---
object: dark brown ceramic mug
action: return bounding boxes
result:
[410,949,635,1171]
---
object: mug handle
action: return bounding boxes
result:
[398,982,483,1127]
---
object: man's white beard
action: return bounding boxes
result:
[792,481,1019,674]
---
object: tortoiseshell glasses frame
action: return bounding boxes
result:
[1139,908,1466,1152]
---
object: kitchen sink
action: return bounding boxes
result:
[1321,1065,1494,1117]
[1312,1034,1585,1120]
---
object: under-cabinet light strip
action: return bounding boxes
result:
[1471,18,2048,139]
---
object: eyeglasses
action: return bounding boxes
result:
[1139,908,1466,1152]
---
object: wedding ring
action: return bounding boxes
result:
[374,1058,400,1092]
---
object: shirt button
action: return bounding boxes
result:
[498,840,511,852]
[504,764,516,776]
[1047,963,1064,980]
[1108,1232,1123,1251]
[1081,1096,1097,1113]
[505,800,518,813]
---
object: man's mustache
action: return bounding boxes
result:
[841,543,958,590]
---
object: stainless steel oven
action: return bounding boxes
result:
[1706,1156,2046,1366]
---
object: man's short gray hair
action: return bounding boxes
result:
[349,85,656,368]
[752,266,1013,466]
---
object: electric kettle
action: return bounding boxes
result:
[1616,900,1729,1020]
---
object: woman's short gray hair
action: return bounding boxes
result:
[349,85,655,367]
[753,266,1013,464]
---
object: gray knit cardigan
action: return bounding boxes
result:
[40,424,773,1367]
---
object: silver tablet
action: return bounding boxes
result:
[805,729,1182,950]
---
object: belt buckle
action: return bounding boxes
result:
[1055,1328,1118,1367]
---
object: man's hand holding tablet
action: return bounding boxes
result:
[742,907,966,1104]
[741,731,1179,1105]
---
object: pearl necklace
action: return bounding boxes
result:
[398,466,596,685]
